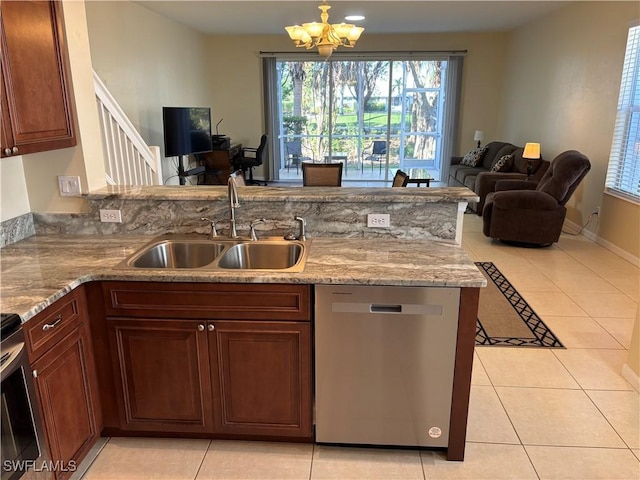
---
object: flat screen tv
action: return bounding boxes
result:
[162,107,213,157]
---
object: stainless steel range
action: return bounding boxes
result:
[1,313,48,480]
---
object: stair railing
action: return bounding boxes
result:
[94,71,162,185]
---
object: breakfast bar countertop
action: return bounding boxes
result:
[0,234,486,322]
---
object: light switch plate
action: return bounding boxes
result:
[58,176,81,197]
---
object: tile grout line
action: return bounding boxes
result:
[192,439,212,480]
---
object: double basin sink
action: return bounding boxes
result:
[117,234,308,272]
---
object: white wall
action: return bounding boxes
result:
[499,1,639,258]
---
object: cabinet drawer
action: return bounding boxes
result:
[102,282,311,321]
[24,289,85,361]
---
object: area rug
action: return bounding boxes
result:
[475,262,564,347]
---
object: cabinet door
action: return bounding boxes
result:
[32,324,99,480]
[108,318,214,433]
[0,1,75,157]
[210,321,312,439]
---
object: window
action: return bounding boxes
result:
[262,53,464,183]
[605,24,640,203]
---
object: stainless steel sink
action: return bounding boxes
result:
[217,242,304,271]
[117,235,308,272]
[127,240,227,268]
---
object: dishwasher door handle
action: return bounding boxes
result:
[332,302,443,316]
[370,304,402,313]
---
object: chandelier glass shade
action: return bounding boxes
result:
[285,2,364,59]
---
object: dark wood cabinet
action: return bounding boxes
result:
[101,282,313,440]
[0,0,76,157]
[107,318,213,433]
[197,144,242,185]
[25,289,99,480]
[211,320,312,438]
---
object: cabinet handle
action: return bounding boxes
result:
[33,370,38,378]
[207,324,215,332]
[11,146,18,154]
[197,324,205,331]
[42,315,62,331]
[4,148,11,156]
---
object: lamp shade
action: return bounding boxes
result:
[473,130,484,142]
[523,142,541,159]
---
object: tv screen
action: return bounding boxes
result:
[162,107,213,157]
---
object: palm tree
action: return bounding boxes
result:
[288,62,306,118]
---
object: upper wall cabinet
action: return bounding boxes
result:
[0,1,76,158]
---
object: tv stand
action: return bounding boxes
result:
[177,155,205,185]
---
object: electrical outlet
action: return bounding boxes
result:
[367,213,390,228]
[57,176,81,197]
[100,209,122,223]
[593,206,601,216]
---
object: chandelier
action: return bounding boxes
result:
[285,1,364,59]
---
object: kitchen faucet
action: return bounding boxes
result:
[228,175,240,238]
[295,216,307,241]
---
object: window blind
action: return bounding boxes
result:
[605,25,640,204]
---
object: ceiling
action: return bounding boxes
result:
[134,1,571,36]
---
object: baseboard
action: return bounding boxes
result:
[621,364,640,393]
[564,219,640,267]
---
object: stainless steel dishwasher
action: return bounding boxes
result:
[315,285,460,448]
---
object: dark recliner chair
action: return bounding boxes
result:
[234,134,267,185]
[482,150,591,246]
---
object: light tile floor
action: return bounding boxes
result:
[79,215,639,480]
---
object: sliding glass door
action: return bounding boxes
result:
[266,54,462,184]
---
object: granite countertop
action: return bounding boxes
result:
[0,234,486,322]
[86,185,479,203]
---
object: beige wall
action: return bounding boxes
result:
[0,156,31,221]
[86,4,509,182]
[499,1,639,258]
[205,31,510,168]
[85,1,216,185]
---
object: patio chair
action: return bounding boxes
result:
[284,141,313,174]
[362,141,387,173]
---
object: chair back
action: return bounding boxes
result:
[254,134,268,166]
[536,150,591,205]
[285,141,302,157]
[392,169,409,187]
[373,141,387,155]
[302,162,343,186]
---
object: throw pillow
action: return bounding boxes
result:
[460,146,487,167]
[491,154,513,172]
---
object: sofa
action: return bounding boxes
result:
[448,141,551,214]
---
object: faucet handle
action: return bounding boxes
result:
[200,217,218,238]
[249,218,266,241]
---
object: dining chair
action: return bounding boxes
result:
[392,169,409,187]
[302,162,343,186]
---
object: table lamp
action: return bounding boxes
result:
[523,142,541,180]
[474,130,484,148]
